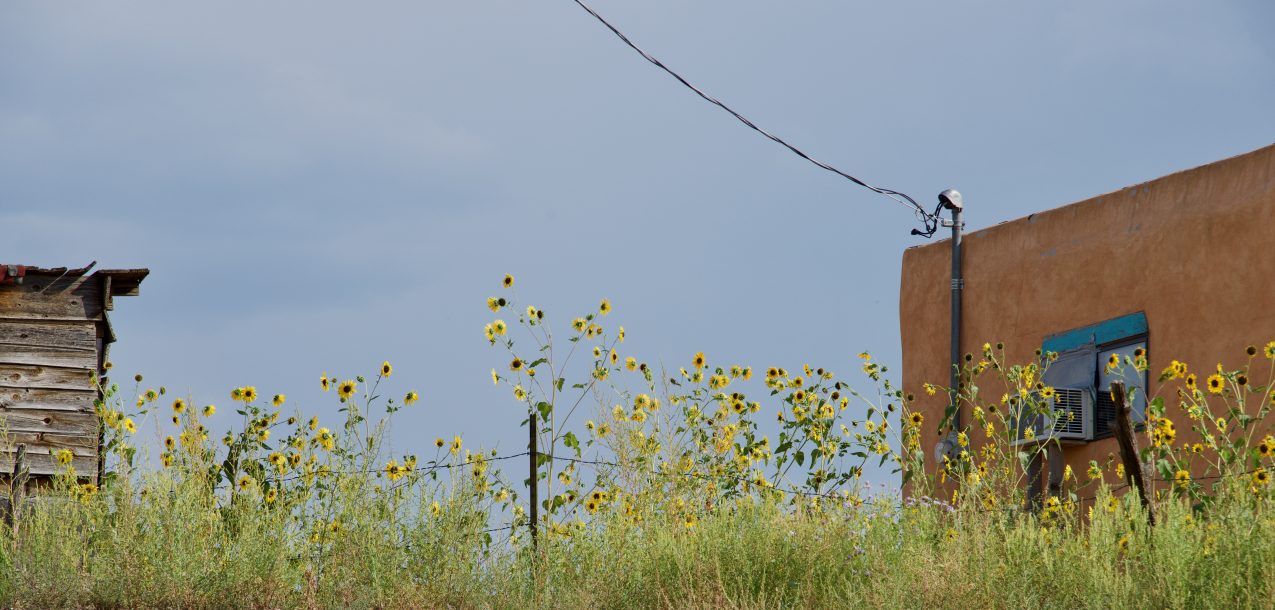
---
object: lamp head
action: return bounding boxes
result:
[938,189,963,211]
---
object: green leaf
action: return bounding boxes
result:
[794,451,805,467]
[563,432,581,457]
[537,401,553,423]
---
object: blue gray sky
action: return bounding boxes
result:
[3,1,1273,479]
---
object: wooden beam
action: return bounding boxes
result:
[0,276,103,321]
[0,320,98,352]
[0,387,97,412]
[1110,381,1156,526]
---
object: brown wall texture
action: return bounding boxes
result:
[900,143,1275,488]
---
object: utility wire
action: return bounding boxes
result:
[568,0,943,238]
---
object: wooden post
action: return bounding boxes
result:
[1046,443,1064,500]
[1110,381,1156,526]
[1025,451,1043,512]
[528,411,538,550]
[8,444,28,535]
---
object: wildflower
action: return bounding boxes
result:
[165,435,175,451]
[238,475,255,491]
[692,352,706,370]
[1107,496,1119,513]
[510,357,523,372]
[450,435,462,456]
[487,297,501,312]
[385,460,406,481]
[572,318,587,332]
[599,298,611,315]
[502,274,514,288]
[317,428,335,451]
[1087,462,1102,480]
[308,416,318,431]
[957,432,968,447]
[55,448,74,465]
[337,380,357,400]
[171,398,186,414]
[625,356,637,371]
[203,404,216,417]
[1117,533,1130,553]
[1107,354,1119,370]
[272,393,285,407]
[1254,468,1270,487]
[258,429,270,442]
[513,385,527,400]
[1237,373,1249,387]
[381,360,393,377]
[320,374,330,391]
[1266,341,1275,359]
[1173,469,1191,489]
[1206,374,1224,395]
[265,488,277,504]
[617,326,625,342]
[923,383,937,396]
[491,369,499,385]
[405,391,419,405]
[484,324,495,342]
[123,418,136,433]
[435,438,445,448]
[431,501,442,517]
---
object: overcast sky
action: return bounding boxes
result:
[3,1,1272,482]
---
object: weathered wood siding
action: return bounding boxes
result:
[0,273,105,476]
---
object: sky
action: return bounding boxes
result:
[2,1,1273,483]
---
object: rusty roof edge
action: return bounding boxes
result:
[1,265,150,296]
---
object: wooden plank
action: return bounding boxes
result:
[0,387,97,412]
[0,408,97,436]
[0,450,95,477]
[0,276,103,321]
[4,432,96,453]
[0,320,98,352]
[0,364,93,391]
[0,344,97,369]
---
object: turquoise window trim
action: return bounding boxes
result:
[1042,312,1147,354]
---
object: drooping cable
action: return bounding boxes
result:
[568,0,942,237]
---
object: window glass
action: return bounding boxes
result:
[1098,342,1147,424]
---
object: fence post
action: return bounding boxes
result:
[8,444,28,536]
[1110,381,1156,526]
[528,411,538,550]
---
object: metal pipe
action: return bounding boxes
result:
[940,190,965,430]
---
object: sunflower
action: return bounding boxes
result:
[172,398,186,414]
[203,404,216,417]
[692,352,706,370]
[510,358,523,372]
[405,391,419,405]
[1265,341,1275,359]
[1206,374,1224,395]
[123,418,136,433]
[380,361,393,377]
[1107,354,1120,370]
[450,435,462,456]
[308,416,318,431]
[625,356,637,371]
[1237,373,1249,387]
[599,298,611,315]
[164,436,175,450]
[1185,374,1197,391]
[264,488,277,504]
[237,475,255,490]
[486,297,501,313]
[337,380,357,400]
[491,320,507,335]
[513,385,526,400]
[272,394,286,407]
[1174,469,1190,489]
[1254,469,1270,486]
[320,374,330,391]
[502,274,514,288]
[435,437,445,448]
[144,388,158,402]
[242,386,258,403]
[910,412,924,427]
[317,428,335,451]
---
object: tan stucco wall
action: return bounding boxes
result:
[900,143,1275,490]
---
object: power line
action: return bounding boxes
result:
[568,0,943,238]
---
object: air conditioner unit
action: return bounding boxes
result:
[1011,388,1093,446]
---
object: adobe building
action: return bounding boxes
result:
[900,143,1275,494]
[0,263,148,482]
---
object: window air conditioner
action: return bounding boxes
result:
[1010,387,1093,446]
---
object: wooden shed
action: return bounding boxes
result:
[0,263,148,479]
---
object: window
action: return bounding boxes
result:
[1042,312,1148,441]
